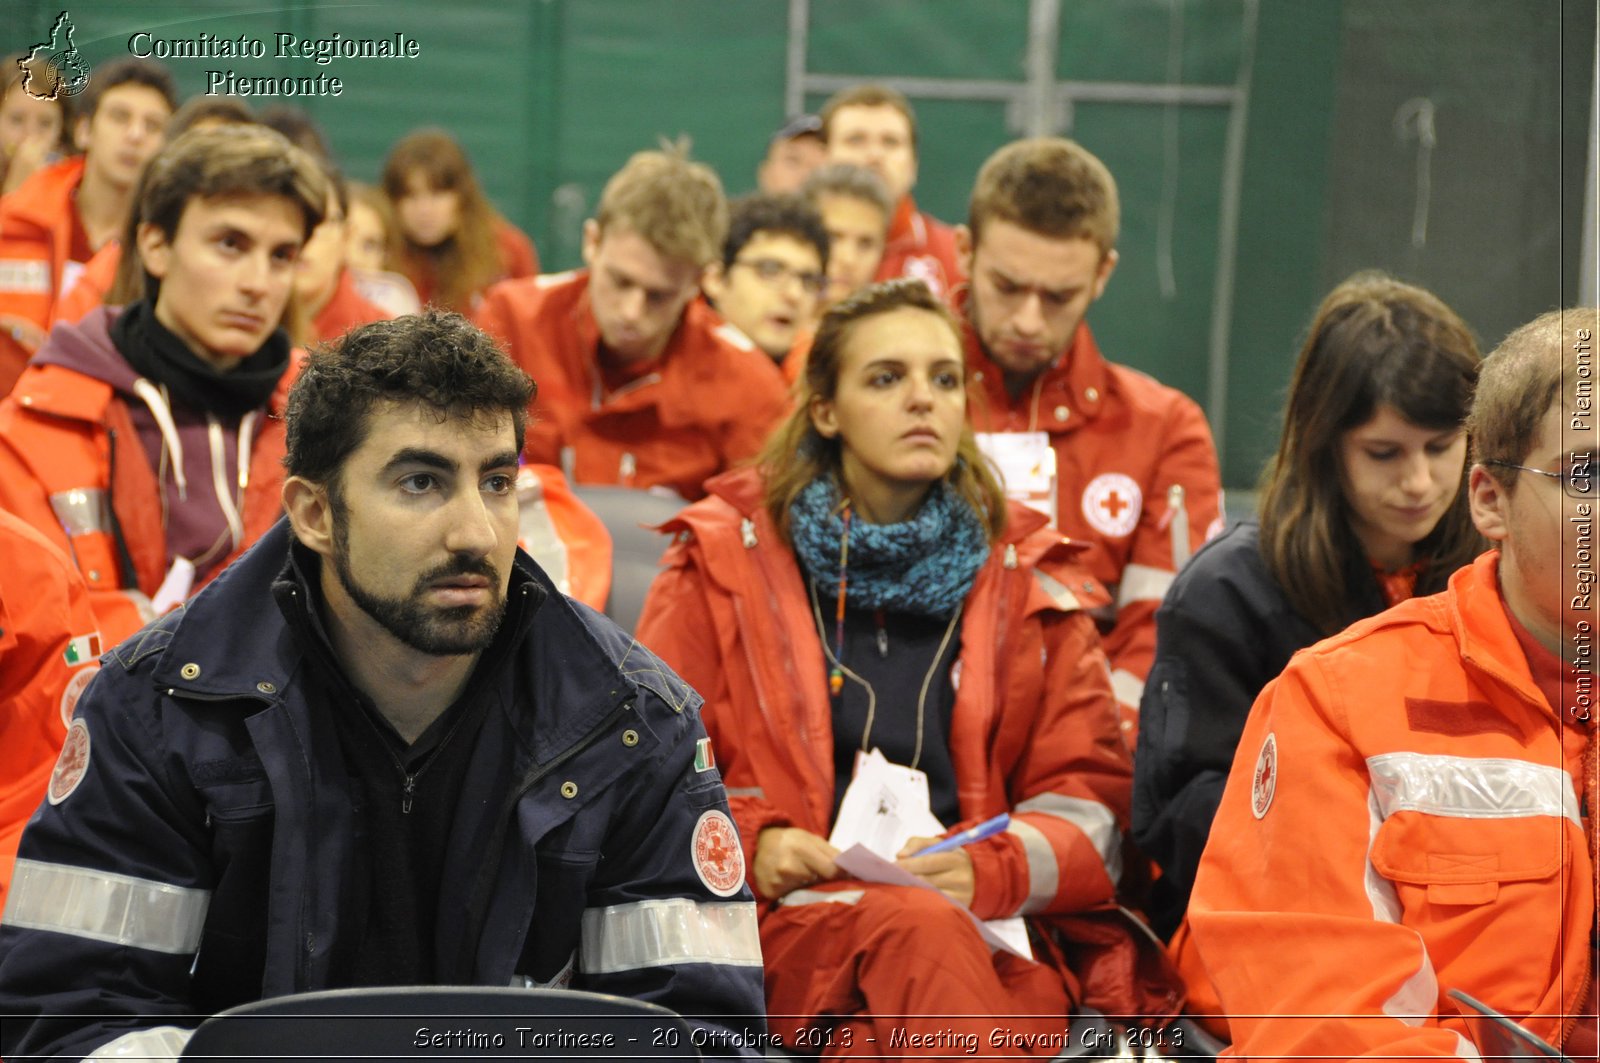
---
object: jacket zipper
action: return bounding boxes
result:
[382,699,481,814]
[104,427,141,588]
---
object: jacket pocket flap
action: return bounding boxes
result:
[1371,812,1563,886]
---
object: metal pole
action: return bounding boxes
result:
[1205,0,1260,473]
[1024,0,1063,135]
[784,0,810,118]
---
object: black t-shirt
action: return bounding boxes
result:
[822,594,962,828]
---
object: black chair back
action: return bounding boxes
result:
[180,985,701,1061]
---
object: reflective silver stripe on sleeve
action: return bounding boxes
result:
[1032,569,1081,611]
[1016,793,1122,875]
[1003,818,1059,915]
[725,787,766,799]
[49,488,113,537]
[83,1026,194,1063]
[1114,563,1175,608]
[1012,793,1123,903]
[3,860,210,955]
[579,898,761,974]
[1367,752,1581,824]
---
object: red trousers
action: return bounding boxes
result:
[760,884,1077,1058]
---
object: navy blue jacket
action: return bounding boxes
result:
[1131,520,1385,937]
[0,520,765,1060]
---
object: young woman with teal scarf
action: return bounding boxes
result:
[637,279,1152,1054]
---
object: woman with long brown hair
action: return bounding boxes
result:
[380,128,536,313]
[636,278,1143,1052]
[1131,271,1483,1021]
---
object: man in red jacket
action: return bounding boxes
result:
[476,146,788,502]
[820,84,963,299]
[0,124,327,642]
[957,138,1223,735]
[0,59,176,394]
[1190,310,1599,1058]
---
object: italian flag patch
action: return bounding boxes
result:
[63,633,102,666]
[694,737,716,773]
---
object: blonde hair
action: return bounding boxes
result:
[968,137,1119,255]
[594,140,727,267]
[759,278,1007,545]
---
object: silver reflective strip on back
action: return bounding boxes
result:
[580,898,761,974]
[1016,793,1122,882]
[1114,563,1175,608]
[3,860,209,955]
[1367,752,1581,824]
[50,488,113,537]
[1004,818,1059,915]
[84,1025,194,1063]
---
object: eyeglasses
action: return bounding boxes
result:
[731,257,828,296]
[1483,459,1596,497]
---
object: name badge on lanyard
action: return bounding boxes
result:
[975,431,1057,525]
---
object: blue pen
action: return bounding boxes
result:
[910,813,1011,857]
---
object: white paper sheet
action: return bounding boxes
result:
[833,844,1034,961]
[828,748,945,859]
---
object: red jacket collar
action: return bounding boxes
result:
[952,285,1112,422]
[888,195,919,243]
[569,275,735,429]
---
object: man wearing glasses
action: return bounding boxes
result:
[1189,307,1600,1058]
[477,146,788,502]
[703,193,829,368]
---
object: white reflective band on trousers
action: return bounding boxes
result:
[1357,752,1567,1062]
[83,1025,194,1063]
[3,860,210,955]
[1007,793,1122,915]
[580,898,762,975]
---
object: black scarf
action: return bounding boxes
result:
[111,298,289,419]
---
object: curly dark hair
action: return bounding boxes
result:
[723,192,829,269]
[284,310,534,486]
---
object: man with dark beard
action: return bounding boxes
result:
[0,312,766,1062]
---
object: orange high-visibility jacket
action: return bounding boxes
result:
[0,323,295,643]
[0,509,101,910]
[0,157,94,395]
[1190,551,1593,1058]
